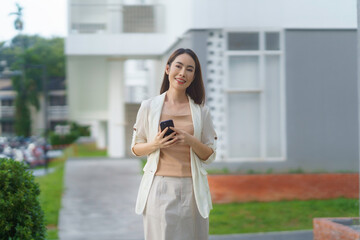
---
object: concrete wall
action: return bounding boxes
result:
[208,29,359,173]
[67,56,109,121]
[285,29,358,172]
[192,0,356,29]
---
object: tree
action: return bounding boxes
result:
[0,35,65,136]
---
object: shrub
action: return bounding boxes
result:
[49,131,78,146]
[0,158,46,240]
[70,122,90,137]
[48,121,90,146]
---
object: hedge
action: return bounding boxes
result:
[0,158,46,240]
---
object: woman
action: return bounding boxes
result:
[131,48,217,240]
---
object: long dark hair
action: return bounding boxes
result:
[160,48,205,105]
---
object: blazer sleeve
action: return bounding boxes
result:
[201,105,217,164]
[131,100,149,156]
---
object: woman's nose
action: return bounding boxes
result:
[179,68,185,76]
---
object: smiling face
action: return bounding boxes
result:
[165,53,196,92]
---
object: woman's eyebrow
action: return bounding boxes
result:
[175,61,195,69]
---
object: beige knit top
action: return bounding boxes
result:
[155,112,194,177]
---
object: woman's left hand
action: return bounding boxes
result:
[170,126,213,160]
[169,127,194,146]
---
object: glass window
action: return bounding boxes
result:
[229,56,260,89]
[228,93,261,158]
[265,55,281,157]
[265,32,280,50]
[1,99,14,106]
[2,121,14,133]
[226,31,283,160]
[49,96,66,106]
[228,32,259,50]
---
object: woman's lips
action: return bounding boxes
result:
[175,78,186,84]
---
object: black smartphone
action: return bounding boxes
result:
[160,119,175,138]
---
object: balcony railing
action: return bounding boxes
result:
[47,106,68,119]
[70,3,165,34]
[1,106,15,117]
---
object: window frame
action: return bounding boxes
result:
[224,29,287,162]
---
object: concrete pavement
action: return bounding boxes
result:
[58,158,144,240]
[58,158,313,240]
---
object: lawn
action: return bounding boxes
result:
[209,198,359,235]
[71,143,107,157]
[35,157,65,239]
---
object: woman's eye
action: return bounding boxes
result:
[187,69,193,72]
[175,65,181,69]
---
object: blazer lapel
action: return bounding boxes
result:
[149,92,166,139]
[188,96,201,140]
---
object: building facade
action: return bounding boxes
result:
[66,0,358,172]
[0,77,68,136]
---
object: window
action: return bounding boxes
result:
[1,99,14,106]
[1,121,14,134]
[228,32,259,51]
[49,95,66,106]
[226,30,285,161]
[265,32,280,50]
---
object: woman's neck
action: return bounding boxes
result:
[166,88,188,104]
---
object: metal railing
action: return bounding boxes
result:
[47,106,68,119]
[1,106,15,117]
[70,3,165,34]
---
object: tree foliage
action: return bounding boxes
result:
[0,158,46,239]
[0,35,65,137]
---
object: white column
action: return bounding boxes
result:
[96,121,107,149]
[148,59,162,98]
[90,120,106,149]
[107,0,123,34]
[108,59,126,157]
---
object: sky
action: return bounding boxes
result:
[0,0,67,43]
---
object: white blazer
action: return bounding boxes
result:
[131,92,217,218]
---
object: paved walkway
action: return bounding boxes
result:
[58,158,313,240]
[59,158,144,240]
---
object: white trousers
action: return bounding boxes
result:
[143,176,209,240]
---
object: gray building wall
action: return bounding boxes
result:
[209,29,359,173]
[285,29,358,172]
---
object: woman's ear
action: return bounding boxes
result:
[165,64,170,75]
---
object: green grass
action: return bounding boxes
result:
[35,157,65,239]
[72,143,107,157]
[209,198,359,235]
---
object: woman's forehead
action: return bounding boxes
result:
[173,54,195,67]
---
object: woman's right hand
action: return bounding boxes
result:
[132,127,178,156]
[152,127,177,149]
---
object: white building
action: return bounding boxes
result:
[0,77,68,136]
[66,0,358,172]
